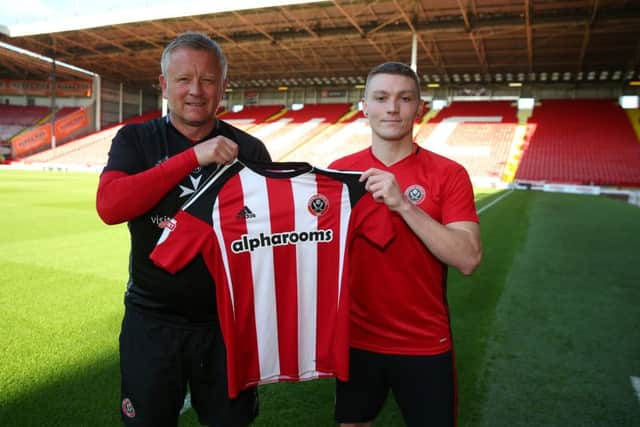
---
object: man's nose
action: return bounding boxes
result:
[188,79,204,94]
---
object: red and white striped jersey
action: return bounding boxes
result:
[150,159,392,398]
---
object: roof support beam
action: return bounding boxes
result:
[525,0,533,72]
[331,0,389,61]
[456,0,488,73]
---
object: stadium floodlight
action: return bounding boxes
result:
[619,95,639,109]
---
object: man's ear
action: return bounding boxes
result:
[417,99,426,118]
[159,74,168,99]
[219,78,228,103]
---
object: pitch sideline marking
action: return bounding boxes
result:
[631,376,640,405]
[477,189,514,215]
[178,189,514,417]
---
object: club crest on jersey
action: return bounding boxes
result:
[122,398,136,418]
[405,184,426,205]
[308,194,329,216]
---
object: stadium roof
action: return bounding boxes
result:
[0,0,639,90]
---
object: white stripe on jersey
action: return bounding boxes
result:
[238,168,281,380]
[337,183,350,303]
[212,196,236,319]
[291,173,319,378]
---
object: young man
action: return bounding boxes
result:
[330,62,482,427]
[96,32,271,427]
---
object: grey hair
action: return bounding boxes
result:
[364,62,421,96]
[160,31,227,78]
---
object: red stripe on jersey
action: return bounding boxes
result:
[215,174,261,391]
[314,175,347,377]
[265,177,299,379]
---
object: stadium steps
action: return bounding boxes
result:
[218,105,285,132]
[415,101,518,181]
[18,110,161,167]
[251,103,352,161]
[625,109,640,142]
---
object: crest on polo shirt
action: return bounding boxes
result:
[405,184,426,205]
[122,398,136,418]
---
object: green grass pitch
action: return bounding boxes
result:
[1,169,639,426]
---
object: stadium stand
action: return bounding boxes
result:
[0,104,50,127]
[0,105,82,148]
[283,108,431,167]
[0,104,52,143]
[9,100,640,189]
[514,99,640,187]
[416,101,518,181]
[18,110,161,168]
[55,106,81,119]
[217,104,284,131]
[282,109,370,166]
[249,103,353,160]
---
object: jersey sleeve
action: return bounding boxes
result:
[149,210,212,274]
[442,165,479,225]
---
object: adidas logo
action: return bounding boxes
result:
[236,206,256,220]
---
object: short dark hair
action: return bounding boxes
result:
[364,62,421,96]
[160,31,227,78]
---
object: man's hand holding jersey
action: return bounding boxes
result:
[194,135,239,166]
